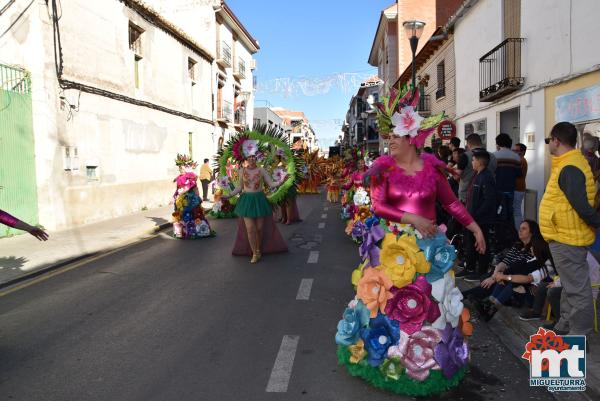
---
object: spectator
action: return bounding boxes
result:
[437,145,451,164]
[459,149,496,281]
[582,134,600,181]
[539,121,600,335]
[199,158,212,201]
[512,143,528,229]
[423,146,434,154]
[449,137,461,153]
[457,134,497,204]
[494,133,522,223]
[463,220,554,321]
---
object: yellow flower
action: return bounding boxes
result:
[349,339,367,364]
[379,233,430,288]
[351,260,368,287]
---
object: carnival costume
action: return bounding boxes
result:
[172,154,215,239]
[335,88,476,396]
[215,127,301,256]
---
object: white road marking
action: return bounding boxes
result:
[324,207,329,211]
[307,251,319,264]
[321,214,327,219]
[318,222,325,229]
[296,279,314,300]
[266,335,300,392]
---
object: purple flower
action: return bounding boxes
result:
[434,324,469,379]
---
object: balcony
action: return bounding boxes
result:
[418,94,431,116]
[234,59,246,79]
[234,108,246,126]
[479,38,525,102]
[217,100,233,123]
[216,41,232,68]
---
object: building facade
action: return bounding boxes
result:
[253,107,286,133]
[0,0,257,233]
[453,0,600,218]
[273,109,318,152]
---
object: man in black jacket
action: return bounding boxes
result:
[461,149,497,282]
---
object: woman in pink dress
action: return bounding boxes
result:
[0,209,49,240]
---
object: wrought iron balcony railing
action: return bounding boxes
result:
[234,108,246,126]
[217,41,232,67]
[217,100,232,122]
[418,94,431,115]
[234,59,246,79]
[479,38,525,102]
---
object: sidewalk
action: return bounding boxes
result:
[0,203,212,288]
[459,280,600,401]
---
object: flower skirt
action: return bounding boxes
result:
[235,191,272,218]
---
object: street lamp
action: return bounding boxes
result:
[402,20,426,94]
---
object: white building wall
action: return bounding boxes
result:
[417,38,456,118]
[0,0,215,229]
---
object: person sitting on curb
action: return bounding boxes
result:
[462,220,553,321]
[520,250,600,328]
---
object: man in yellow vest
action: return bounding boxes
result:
[539,122,600,336]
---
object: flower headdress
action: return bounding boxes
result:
[374,86,446,148]
[232,136,259,161]
[175,153,198,169]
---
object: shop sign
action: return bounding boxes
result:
[555,83,600,123]
[437,120,456,140]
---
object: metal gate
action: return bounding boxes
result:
[0,64,39,237]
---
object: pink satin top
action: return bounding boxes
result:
[0,209,19,228]
[369,155,474,227]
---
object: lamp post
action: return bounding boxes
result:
[402,20,426,94]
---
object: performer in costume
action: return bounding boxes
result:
[172,154,214,239]
[0,209,49,240]
[224,153,288,263]
[335,88,485,396]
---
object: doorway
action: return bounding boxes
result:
[500,107,520,146]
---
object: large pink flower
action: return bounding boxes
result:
[387,326,442,381]
[384,276,441,334]
[391,106,424,138]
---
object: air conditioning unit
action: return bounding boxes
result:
[250,59,257,70]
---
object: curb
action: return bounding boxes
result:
[461,280,599,401]
[0,222,172,291]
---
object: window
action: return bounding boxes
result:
[128,22,143,56]
[129,22,144,89]
[465,118,487,146]
[436,61,446,99]
[188,58,197,82]
[86,166,98,181]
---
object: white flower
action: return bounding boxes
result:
[196,220,211,237]
[212,201,222,213]
[272,167,286,183]
[353,188,370,206]
[431,271,464,329]
[391,106,424,138]
[242,139,258,157]
[216,176,229,189]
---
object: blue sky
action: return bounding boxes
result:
[227,0,393,148]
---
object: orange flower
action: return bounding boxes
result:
[345,220,355,235]
[459,308,473,337]
[357,268,394,318]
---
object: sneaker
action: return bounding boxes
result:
[464,273,484,282]
[455,269,473,278]
[519,310,542,321]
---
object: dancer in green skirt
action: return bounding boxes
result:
[224,154,286,263]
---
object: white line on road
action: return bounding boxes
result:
[307,251,319,264]
[296,279,314,300]
[324,207,329,211]
[318,222,325,229]
[321,214,327,219]
[266,335,300,392]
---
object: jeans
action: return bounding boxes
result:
[464,223,493,275]
[499,191,514,223]
[513,190,524,230]
[489,282,515,305]
[201,179,210,200]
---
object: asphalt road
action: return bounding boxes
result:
[0,194,556,401]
